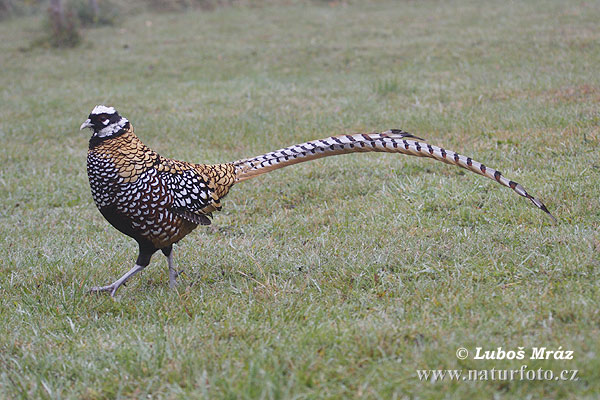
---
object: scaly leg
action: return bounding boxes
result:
[168,253,178,288]
[161,245,182,288]
[89,264,145,297]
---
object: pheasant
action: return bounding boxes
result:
[81,105,555,296]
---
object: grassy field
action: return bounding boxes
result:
[1,0,599,398]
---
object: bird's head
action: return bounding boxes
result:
[80,105,129,139]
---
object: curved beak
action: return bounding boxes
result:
[80,119,92,131]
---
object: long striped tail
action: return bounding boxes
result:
[232,129,556,222]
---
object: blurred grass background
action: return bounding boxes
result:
[0,0,599,398]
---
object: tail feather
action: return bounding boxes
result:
[233,130,555,222]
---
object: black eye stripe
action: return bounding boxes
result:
[92,113,112,122]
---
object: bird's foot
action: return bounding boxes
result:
[88,283,121,297]
[88,264,145,298]
[169,268,184,289]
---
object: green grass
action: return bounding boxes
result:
[1,0,599,398]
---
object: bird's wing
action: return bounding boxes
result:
[156,158,236,225]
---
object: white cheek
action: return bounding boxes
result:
[96,117,128,137]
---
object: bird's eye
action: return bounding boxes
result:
[101,117,110,125]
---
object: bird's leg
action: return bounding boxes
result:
[168,254,178,288]
[89,264,145,297]
[89,245,155,297]
[161,245,181,288]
